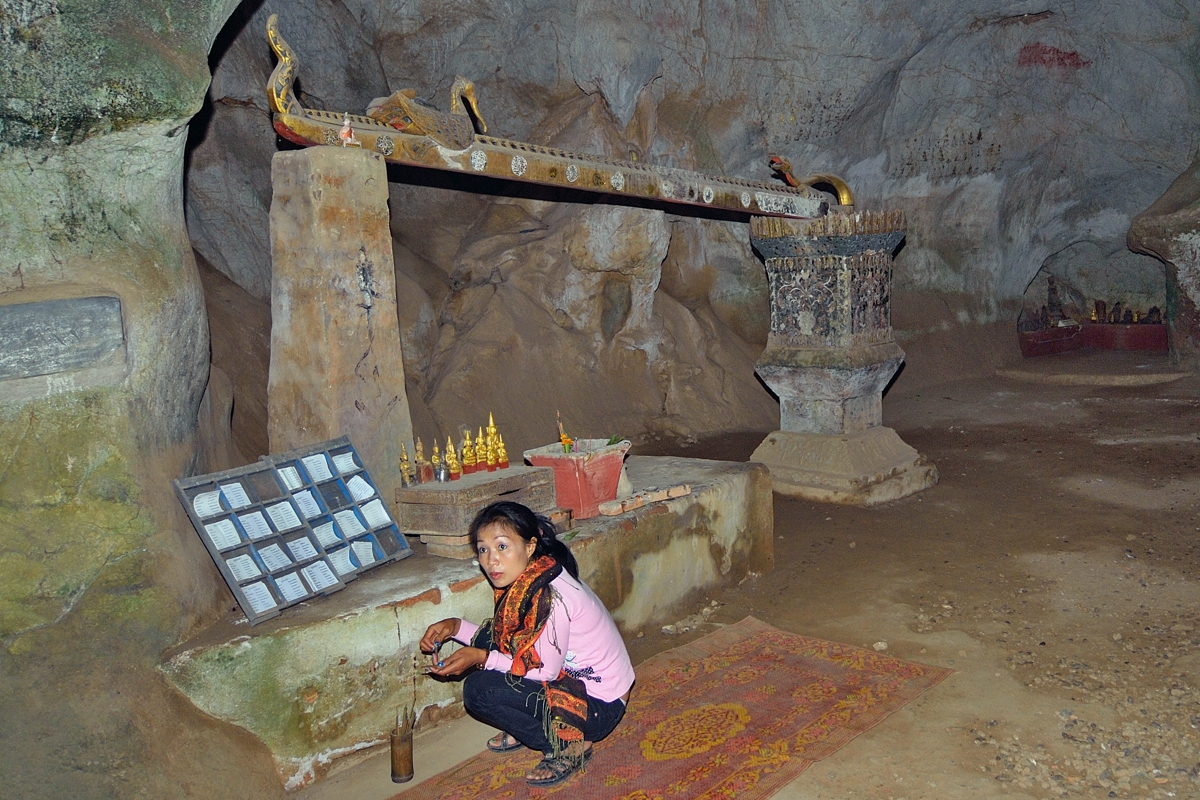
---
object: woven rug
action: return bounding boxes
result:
[398,617,951,800]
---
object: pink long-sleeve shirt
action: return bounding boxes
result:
[454,571,635,703]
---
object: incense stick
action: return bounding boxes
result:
[393,613,417,736]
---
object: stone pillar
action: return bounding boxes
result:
[268,147,413,502]
[748,212,938,504]
[1127,158,1200,368]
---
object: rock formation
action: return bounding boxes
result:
[1129,157,1200,365]
[186,0,1196,454]
[0,1,287,796]
[2,0,1198,794]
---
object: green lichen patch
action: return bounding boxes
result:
[0,0,239,147]
[0,389,154,638]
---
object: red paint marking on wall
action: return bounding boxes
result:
[1017,43,1090,71]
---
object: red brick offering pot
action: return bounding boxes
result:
[523,439,631,520]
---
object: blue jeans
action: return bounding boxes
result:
[462,625,627,755]
[462,670,627,755]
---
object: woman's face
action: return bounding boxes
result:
[476,522,537,589]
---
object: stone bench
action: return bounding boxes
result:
[160,455,772,789]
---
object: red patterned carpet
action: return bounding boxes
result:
[396,617,952,800]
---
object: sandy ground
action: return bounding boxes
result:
[295,358,1200,800]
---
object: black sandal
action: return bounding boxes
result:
[526,746,592,787]
[486,732,522,753]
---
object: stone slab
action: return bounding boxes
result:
[268,147,414,508]
[0,296,125,380]
[0,294,130,402]
[752,426,939,505]
[160,455,771,789]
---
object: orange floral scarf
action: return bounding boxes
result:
[491,555,589,749]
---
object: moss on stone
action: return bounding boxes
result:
[0,0,240,147]
[0,389,154,638]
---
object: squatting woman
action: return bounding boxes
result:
[420,501,634,787]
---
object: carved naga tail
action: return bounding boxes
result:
[267,15,302,117]
[768,154,854,208]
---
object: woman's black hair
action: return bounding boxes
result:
[468,501,579,579]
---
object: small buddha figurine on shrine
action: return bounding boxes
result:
[485,430,498,472]
[445,436,462,480]
[475,427,487,470]
[496,433,509,469]
[399,442,415,488]
[461,429,477,475]
[415,437,434,484]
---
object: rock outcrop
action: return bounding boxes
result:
[0,2,287,797]
[2,0,1198,793]
[185,0,1197,458]
[1129,157,1200,365]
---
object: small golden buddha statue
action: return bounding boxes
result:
[460,431,475,474]
[431,442,441,467]
[485,413,499,467]
[485,432,498,472]
[445,436,462,480]
[497,433,509,469]
[461,430,476,474]
[475,427,487,470]
[415,437,434,484]
[399,442,415,487]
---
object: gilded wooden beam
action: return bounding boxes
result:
[266,15,828,220]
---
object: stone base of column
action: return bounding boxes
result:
[750,426,938,505]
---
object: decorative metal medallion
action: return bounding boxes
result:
[566,164,579,183]
[470,150,488,171]
[323,129,339,146]
[610,172,625,191]
[741,192,752,208]
[702,186,714,204]
[511,155,528,176]
[375,135,394,156]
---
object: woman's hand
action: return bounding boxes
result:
[427,646,488,677]
[420,618,461,656]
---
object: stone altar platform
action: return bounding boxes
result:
[160,455,771,789]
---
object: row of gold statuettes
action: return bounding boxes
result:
[398,414,510,486]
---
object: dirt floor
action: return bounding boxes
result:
[300,355,1200,800]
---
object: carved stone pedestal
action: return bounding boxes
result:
[748,214,938,504]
